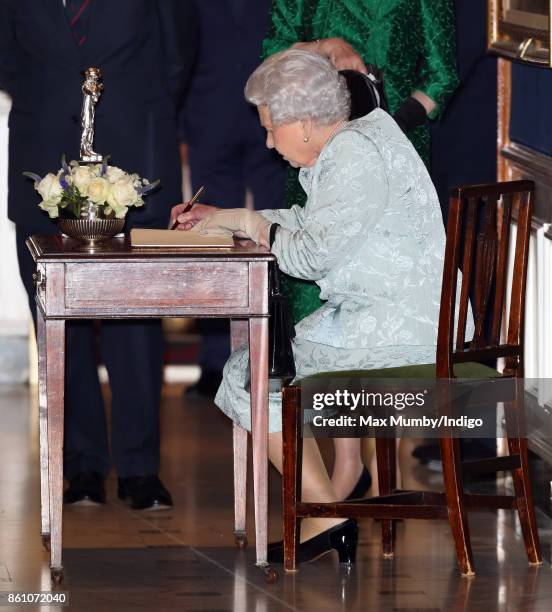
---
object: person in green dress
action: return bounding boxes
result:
[264,0,458,323]
[263,0,458,499]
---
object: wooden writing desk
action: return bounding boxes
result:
[27,234,276,583]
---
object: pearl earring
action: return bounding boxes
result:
[303,136,309,143]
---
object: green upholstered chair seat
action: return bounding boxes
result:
[296,361,502,385]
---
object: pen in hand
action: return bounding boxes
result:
[170,185,205,230]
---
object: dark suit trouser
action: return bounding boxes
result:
[16,226,164,479]
[187,111,287,371]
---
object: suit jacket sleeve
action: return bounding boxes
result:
[417,0,459,117]
[0,0,16,96]
[156,0,199,107]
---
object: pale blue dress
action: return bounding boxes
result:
[215,109,446,433]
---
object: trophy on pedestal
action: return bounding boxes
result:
[80,67,103,164]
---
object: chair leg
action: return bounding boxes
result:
[375,437,396,557]
[233,423,248,548]
[508,436,542,565]
[440,436,474,576]
[282,386,302,572]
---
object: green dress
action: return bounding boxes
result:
[263,0,458,323]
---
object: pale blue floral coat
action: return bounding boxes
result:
[216,109,446,432]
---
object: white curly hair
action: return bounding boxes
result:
[245,49,351,126]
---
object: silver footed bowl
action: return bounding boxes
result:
[58,217,125,245]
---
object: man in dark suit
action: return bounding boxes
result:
[179,0,287,396]
[0,0,198,508]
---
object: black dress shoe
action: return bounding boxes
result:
[118,475,173,510]
[345,466,372,500]
[185,369,223,398]
[268,519,358,565]
[63,471,106,505]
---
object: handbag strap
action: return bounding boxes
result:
[269,223,280,248]
[269,224,281,296]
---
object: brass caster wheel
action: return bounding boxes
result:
[234,532,248,549]
[51,568,64,585]
[41,534,51,552]
[262,566,278,584]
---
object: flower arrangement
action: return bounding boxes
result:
[24,156,159,220]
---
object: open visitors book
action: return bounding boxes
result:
[130,228,234,248]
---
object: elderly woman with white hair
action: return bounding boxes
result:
[171,49,446,564]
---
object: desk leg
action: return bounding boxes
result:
[37,310,50,552]
[248,317,269,567]
[46,319,65,584]
[231,320,249,549]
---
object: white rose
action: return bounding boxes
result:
[107,179,140,208]
[87,177,110,204]
[39,199,60,219]
[72,165,92,196]
[106,166,126,183]
[36,173,63,204]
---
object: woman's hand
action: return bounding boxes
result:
[193,209,271,247]
[169,203,219,231]
[294,38,367,74]
[411,90,436,115]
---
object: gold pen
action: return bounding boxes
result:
[170,185,205,230]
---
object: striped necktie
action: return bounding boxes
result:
[65,0,92,47]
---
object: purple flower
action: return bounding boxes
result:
[101,155,111,176]
[22,171,42,184]
[60,174,70,191]
[137,179,160,196]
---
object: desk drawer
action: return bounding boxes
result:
[65,262,249,309]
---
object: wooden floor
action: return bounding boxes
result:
[1,383,552,611]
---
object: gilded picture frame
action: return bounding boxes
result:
[488,0,552,67]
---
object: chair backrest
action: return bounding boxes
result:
[436,181,534,378]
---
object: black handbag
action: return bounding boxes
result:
[267,253,296,385]
[244,224,296,392]
[339,66,388,119]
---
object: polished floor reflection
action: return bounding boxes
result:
[1,383,551,611]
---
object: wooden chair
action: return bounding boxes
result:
[281,180,542,575]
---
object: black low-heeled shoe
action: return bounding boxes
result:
[345,466,372,501]
[267,519,358,565]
